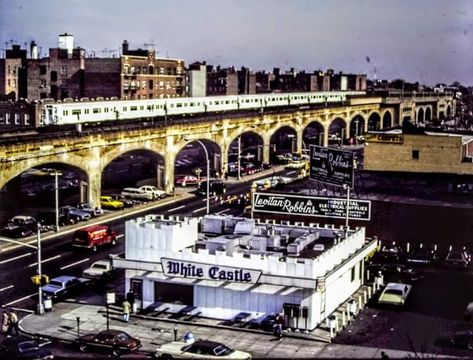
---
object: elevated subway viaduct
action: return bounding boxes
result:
[0,94,455,208]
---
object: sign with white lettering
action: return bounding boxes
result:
[252,192,371,220]
[365,133,404,144]
[309,145,354,187]
[161,258,262,283]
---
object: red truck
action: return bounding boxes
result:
[72,225,117,251]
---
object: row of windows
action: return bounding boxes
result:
[123,65,182,76]
[0,113,30,125]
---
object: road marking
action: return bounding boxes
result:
[60,258,90,270]
[0,238,37,252]
[28,254,61,268]
[217,209,230,215]
[0,252,33,264]
[286,171,296,175]
[169,205,185,212]
[116,234,124,238]
[192,206,207,213]
[4,293,37,306]
[0,285,14,292]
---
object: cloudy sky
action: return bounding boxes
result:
[1,0,472,86]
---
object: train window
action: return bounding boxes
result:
[84,109,89,114]
[215,101,220,105]
[226,101,229,104]
[190,103,194,106]
[140,106,144,110]
[72,110,81,116]
[104,108,109,112]
[93,108,100,114]
[170,104,174,108]
[123,107,127,111]
[177,103,182,108]
[63,110,68,116]
[130,106,137,111]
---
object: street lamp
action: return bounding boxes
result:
[343,183,351,233]
[354,119,359,146]
[185,138,210,214]
[37,168,62,232]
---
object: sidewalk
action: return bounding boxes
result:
[18,301,446,359]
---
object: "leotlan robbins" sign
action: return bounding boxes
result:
[252,192,371,220]
[161,258,262,283]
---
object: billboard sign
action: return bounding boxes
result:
[252,192,371,220]
[309,145,354,187]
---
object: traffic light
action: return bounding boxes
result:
[31,275,49,286]
[31,275,41,285]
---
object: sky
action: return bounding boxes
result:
[1,0,472,86]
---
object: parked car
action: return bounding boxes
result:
[110,194,136,207]
[0,335,54,360]
[197,180,226,196]
[100,195,124,210]
[121,187,154,201]
[139,185,167,199]
[406,246,438,266]
[464,301,473,322]
[37,210,74,227]
[82,259,114,280]
[367,263,421,283]
[248,314,277,332]
[75,203,103,217]
[450,330,473,350]
[59,206,91,222]
[443,250,471,269]
[41,275,89,300]
[373,244,405,263]
[1,215,39,238]
[175,175,204,187]
[72,225,117,252]
[378,282,412,306]
[154,339,252,359]
[76,330,141,357]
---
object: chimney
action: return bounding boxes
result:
[30,41,38,59]
[58,33,74,56]
[122,40,129,55]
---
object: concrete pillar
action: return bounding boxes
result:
[164,151,175,194]
[323,125,329,147]
[87,168,102,209]
[296,128,303,154]
[262,133,271,165]
[221,141,230,179]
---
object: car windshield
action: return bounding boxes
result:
[447,253,463,260]
[18,341,40,352]
[384,289,403,296]
[48,280,63,287]
[213,344,233,356]
[116,333,131,341]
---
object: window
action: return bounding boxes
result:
[14,114,19,125]
[72,109,81,117]
[351,266,356,282]
[24,114,30,125]
[148,80,153,90]
[412,150,420,160]
[5,113,10,124]
[51,71,57,82]
[40,65,47,75]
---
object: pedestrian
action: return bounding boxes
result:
[8,309,19,336]
[381,351,390,359]
[274,312,285,339]
[122,299,131,322]
[1,310,10,336]
[126,291,135,314]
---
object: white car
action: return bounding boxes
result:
[154,339,252,359]
[138,185,167,200]
[378,282,412,306]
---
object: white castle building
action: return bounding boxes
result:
[112,214,378,331]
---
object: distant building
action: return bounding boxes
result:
[364,130,473,175]
[237,66,256,95]
[113,214,377,330]
[187,62,207,97]
[121,40,185,100]
[0,44,28,100]
[207,66,238,96]
[0,99,40,130]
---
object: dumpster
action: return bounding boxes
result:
[43,297,53,311]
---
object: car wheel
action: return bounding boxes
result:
[468,342,473,350]
[112,348,121,357]
[79,343,87,352]
[159,354,174,360]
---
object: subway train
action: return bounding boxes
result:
[41,91,365,126]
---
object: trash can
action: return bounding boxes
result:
[43,297,53,311]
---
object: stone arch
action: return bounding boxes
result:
[382,110,393,128]
[269,125,298,156]
[101,145,165,174]
[348,114,365,139]
[174,138,223,179]
[302,120,325,147]
[417,107,424,123]
[446,105,452,117]
[367,112,381,131]
[328,117,347,145]
[425,106,432,121]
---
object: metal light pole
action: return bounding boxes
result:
[186,139,210,214]
[54,171,59,232]
[354,119,359,146]
[343,184,351,233]
[237,136,241,180]
[37,225,44,315]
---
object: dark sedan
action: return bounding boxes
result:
[0,336,54,360]
[451,330,473,350]
[76,329,141,357]
[367,263,421,283]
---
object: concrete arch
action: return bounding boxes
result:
[174,137,223,178]
[266,123,298,141]
[302,120,325,147]
[417,107,424,123]
[367,111,381,131]
[101,145,166,174]
[381,109,394,128]
[0,156,88,192]
[348,113,366,139]
[425,107,432,121]
[446,105,452,117]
